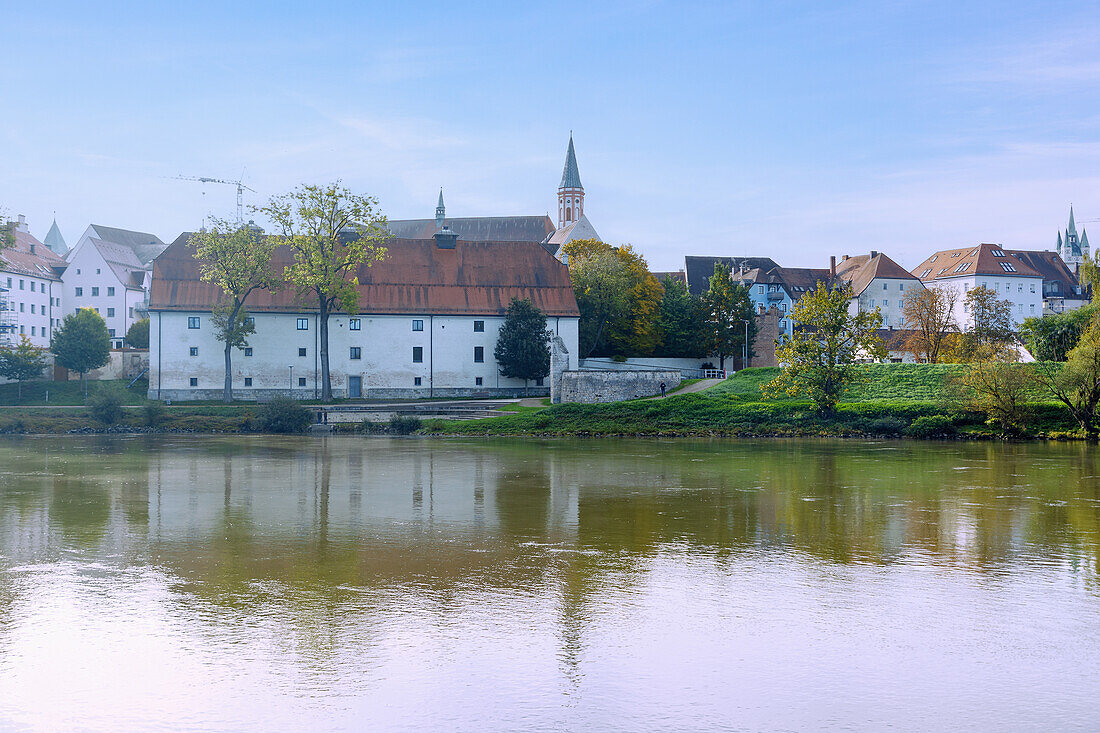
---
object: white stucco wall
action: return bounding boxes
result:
[934,275,1043,329]
[63,234,148,347]
[0,270,62,347]
[851,277,924,328]
[149,310,580,400]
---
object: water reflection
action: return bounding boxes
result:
[0,436,1098,730]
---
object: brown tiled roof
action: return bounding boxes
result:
[911,243,1043,282]
[652,270,687,285]
[684,256,780,295]
[386,216,555,243]
[773,267,833,299]
[834,252,920,295]
[150,236,580,317]
[0,229,65,281]
[1006,249,1080,290]
[874,328,921,351]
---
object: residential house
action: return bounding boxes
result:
[834,251,925,329]
[910,243,1043,328]
[1005,249,1087,315]
[0,215,65,348]
[147,229,580,401]
[64,224,168,348]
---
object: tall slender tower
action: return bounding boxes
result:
[557,134,584,228]
[1061,206,1084,266]
[435,189,445,228]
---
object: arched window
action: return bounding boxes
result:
[565,207,572,221]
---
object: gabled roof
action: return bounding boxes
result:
[88,224,167,265]
[834,252,920,296]
[89,238,147,290]
[684,256,780,295]
[1006,249,1083,293]
[772,267,833,299]
[385,215,555,244]
[559,135,582,190]
[545,213,600,247]
[150,236,580,317]
[0,229,65,281]
[653,270,687,285]
[911,243,1043,281]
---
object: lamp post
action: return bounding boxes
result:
[288,365,293,395]
[740,319,750,371]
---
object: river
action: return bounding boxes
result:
[0,436,1098,731]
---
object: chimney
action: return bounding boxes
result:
[870,250,879,258]
[842,254,849,261]
[829,255,836,278]
[29,243,35,255]
[15,214,28,233]
[434,226,458,249]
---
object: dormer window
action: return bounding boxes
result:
[992,249,1006,257]
[999,262,1017,272]
[953,262,971,273]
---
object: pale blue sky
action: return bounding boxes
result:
[2,0,1098,270]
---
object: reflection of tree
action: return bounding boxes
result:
[49,474,111,546]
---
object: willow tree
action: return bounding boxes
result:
[260,183,387,401]
[192,219,278,402]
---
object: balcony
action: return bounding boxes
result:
[766,290,785,301]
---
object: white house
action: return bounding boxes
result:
[911,243,1044,328]
[147,229,581,401]
[834,251,925,329]
[0,216,65,348]
[64,224,167,348]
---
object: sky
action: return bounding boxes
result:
[1,0,1099,271]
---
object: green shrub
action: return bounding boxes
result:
[905,414,957,438]
[256,396,312,434]
[388,415,422,435]
[143,401,167,428]
[359,419,386,434]
[88,386,125,425]
[867,416,907,436]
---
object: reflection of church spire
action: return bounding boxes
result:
[435,189,445,228]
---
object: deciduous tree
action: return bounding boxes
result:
[703,262,755,370]
[965,285,1014,351]
[191,220,279,402]
[259,183,387,401]
[1036,317,1100,441]
[901,285,957,363]
[763,282,884,414]
[945,358,1033,435]
[52,308,111,398]
[1020,303,1096,362]
[563,240,632,357]
[0,335,47,398]
[125,318,150,349]
[656,275,708,357]
[494,298,551,395]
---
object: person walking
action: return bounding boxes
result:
[660,381,666,398]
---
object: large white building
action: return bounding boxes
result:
[911,243,1044,328]
[0,216,66,348]
[834,251,925,329]
[64,224,167,347]
[147,229,580,401]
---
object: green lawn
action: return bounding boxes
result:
[0,379,149,406]
[709,364,976,403]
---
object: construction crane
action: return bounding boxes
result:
[171,175,256,223]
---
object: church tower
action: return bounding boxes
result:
[1059,206,1087,266]
[435,189,445,228]
[557,134,584,229]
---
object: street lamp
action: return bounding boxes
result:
[288,365,293,394]
[739,319,750,371]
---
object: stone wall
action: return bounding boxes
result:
[750,305,782,368]
[559,369,681,404]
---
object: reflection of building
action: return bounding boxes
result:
[148,230,580,400]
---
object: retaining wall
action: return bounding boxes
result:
[559,369,681,404]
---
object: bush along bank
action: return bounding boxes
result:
[419,393,1086,440]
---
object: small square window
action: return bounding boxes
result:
[128,308,134,318]
[244,377,253,386]
[30,282,35,292]
[473,320,485,332]
[30,304,35,314]
[350,346,361,360]
[96,268,100,275]
[297,318,308,330]
[189,377,198,387]
[474,346,484,363]
[412,346,423,363]
[244,347,253,356]
[535,377,544,387]
[244,317,255,328]
[188,317,200,329]
[91,287,99,296]
[883,283,888,290]
[75,287,83,297]
[414,377,422,386]
[412,319,424,332]
[349,318,361,331]
[298,347,307,357]
[107,307,115,317]
[475,377,483,386]
[189,347,198,357]
[107,287,115,296]
[298,377,306,387]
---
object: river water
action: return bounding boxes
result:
[0,436,1098,731]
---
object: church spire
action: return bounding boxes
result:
[435,188,445,228]
[1069,205,1077,236]
[43,217,67,256]
[557,133,585,228]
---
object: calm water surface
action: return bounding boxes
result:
[0,436,1098,731]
